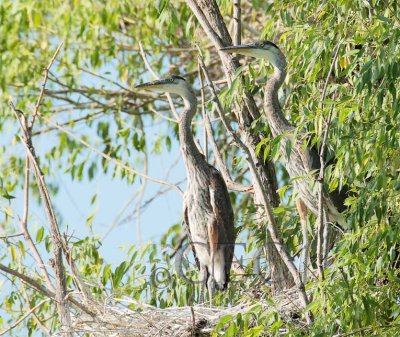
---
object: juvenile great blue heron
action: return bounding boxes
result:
[221,41,347,226]
[136,75,235,305]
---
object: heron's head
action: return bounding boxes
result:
[135,75,191,97]
[221,40,286,70]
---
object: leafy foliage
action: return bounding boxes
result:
[0,0,399,336]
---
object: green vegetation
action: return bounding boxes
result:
[0,0,399,336]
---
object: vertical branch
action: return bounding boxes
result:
[196,54,253,193]
[135,119,148,244]
[316,42,341,279]
[316,105,335,279]
[30,42,64,128]
[18,117,55,292]
[233,0,241,45]
[12,105,73,336]
[198,62,208,162]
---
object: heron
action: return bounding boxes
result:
[136,75,236,305]
[221,41,347,226]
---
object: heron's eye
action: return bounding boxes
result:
[259,42,264,48]
[170,78,174,82]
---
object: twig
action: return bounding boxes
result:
[296,198,310,284]
[316,42,341,279]
[20,283,52,337]
[0,299,49,336]
[32,110,104,136]
[134,120,148,243]
[138,42,180,121]
[170,232,187,259]
[30,42,64,128]
[19,137,55,291]
[0,233,24,239]
[190,306,196,336]
[198,61,208,162]
[196,52,253,193]
[317,105,335,279]
[78,66,135,93]
[319,42,342,106]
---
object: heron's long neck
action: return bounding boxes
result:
[264,66,293,137]
[179,91,208,176]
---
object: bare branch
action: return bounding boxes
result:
[138,42,180,121]
[10,42,75,335]
[30,42,64,128]
[32,110,104,136]
[0,233,24,239]
[296,198,310,284]
[19,139,55,291]
[197,54,253,193]
[12,107,73,336]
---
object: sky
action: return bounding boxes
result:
[1,116,187,266]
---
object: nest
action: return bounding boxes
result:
[70,287,305,336]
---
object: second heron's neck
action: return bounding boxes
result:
[264,66,292,136]
[179,91,208,175]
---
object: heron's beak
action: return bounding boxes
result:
[135,78,171,91]
[220,44,259,57]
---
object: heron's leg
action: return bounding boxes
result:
[199,265,207,304]
[208,251,215,307]
[296,199,310,283]
[207,272,215,307]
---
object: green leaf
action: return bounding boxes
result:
[112,261,127,287]
[36,227,44,243]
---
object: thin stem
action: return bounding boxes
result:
[19,143,55,291]
[30,42,64,128]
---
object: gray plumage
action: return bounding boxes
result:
[136,76,235,304]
